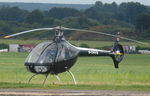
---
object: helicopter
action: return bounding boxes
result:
[4,26,148,85]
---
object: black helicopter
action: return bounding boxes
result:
[4,26,148,85]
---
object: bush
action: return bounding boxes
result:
[0,43,9,49]
[100,46,111,50]
[79,43,90,48]
[136,46,150,50]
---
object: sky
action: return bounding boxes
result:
[0,0,149,6]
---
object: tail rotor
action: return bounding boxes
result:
[111,32,124,68]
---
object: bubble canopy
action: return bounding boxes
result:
[25,40,79,74]
[25,41,57,65]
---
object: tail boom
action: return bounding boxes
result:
[77,44,124,68]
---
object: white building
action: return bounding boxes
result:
[9,44,36,52]
[9,44,19,52]
[123,45,136,53]
[138,50,150,54]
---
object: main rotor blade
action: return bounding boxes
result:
[118,36,149,45]
[4,26,149,45]
[4,28,55,38]
[63,27,149,45]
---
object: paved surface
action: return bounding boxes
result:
[0,89,150,96]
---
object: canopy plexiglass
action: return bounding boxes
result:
[25,40,79,66]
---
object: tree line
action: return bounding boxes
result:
[0,1,149,40]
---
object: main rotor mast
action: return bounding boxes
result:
[53,26,64,42]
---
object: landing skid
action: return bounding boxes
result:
[43,74,49,85]
[67,70,77,85]
[27,71,77,85]
[28,74,38,84]
[55,75,61,81]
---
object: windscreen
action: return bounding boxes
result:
[25,41,57,65]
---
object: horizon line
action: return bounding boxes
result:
[0,1,148,6]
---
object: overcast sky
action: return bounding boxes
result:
[0,0,149,6]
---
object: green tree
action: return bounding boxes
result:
[42,17,55,26]
[26,10,44,24]
[118,2,147,24]
[136,13,150,31]
[0,6,28,22]
[95,1,103,9]
[48,7,81,19]
[103,2,118,13]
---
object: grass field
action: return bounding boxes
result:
[0,52,150,90]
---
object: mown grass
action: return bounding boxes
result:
[1,82,150,91]
[0,52,150,90]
